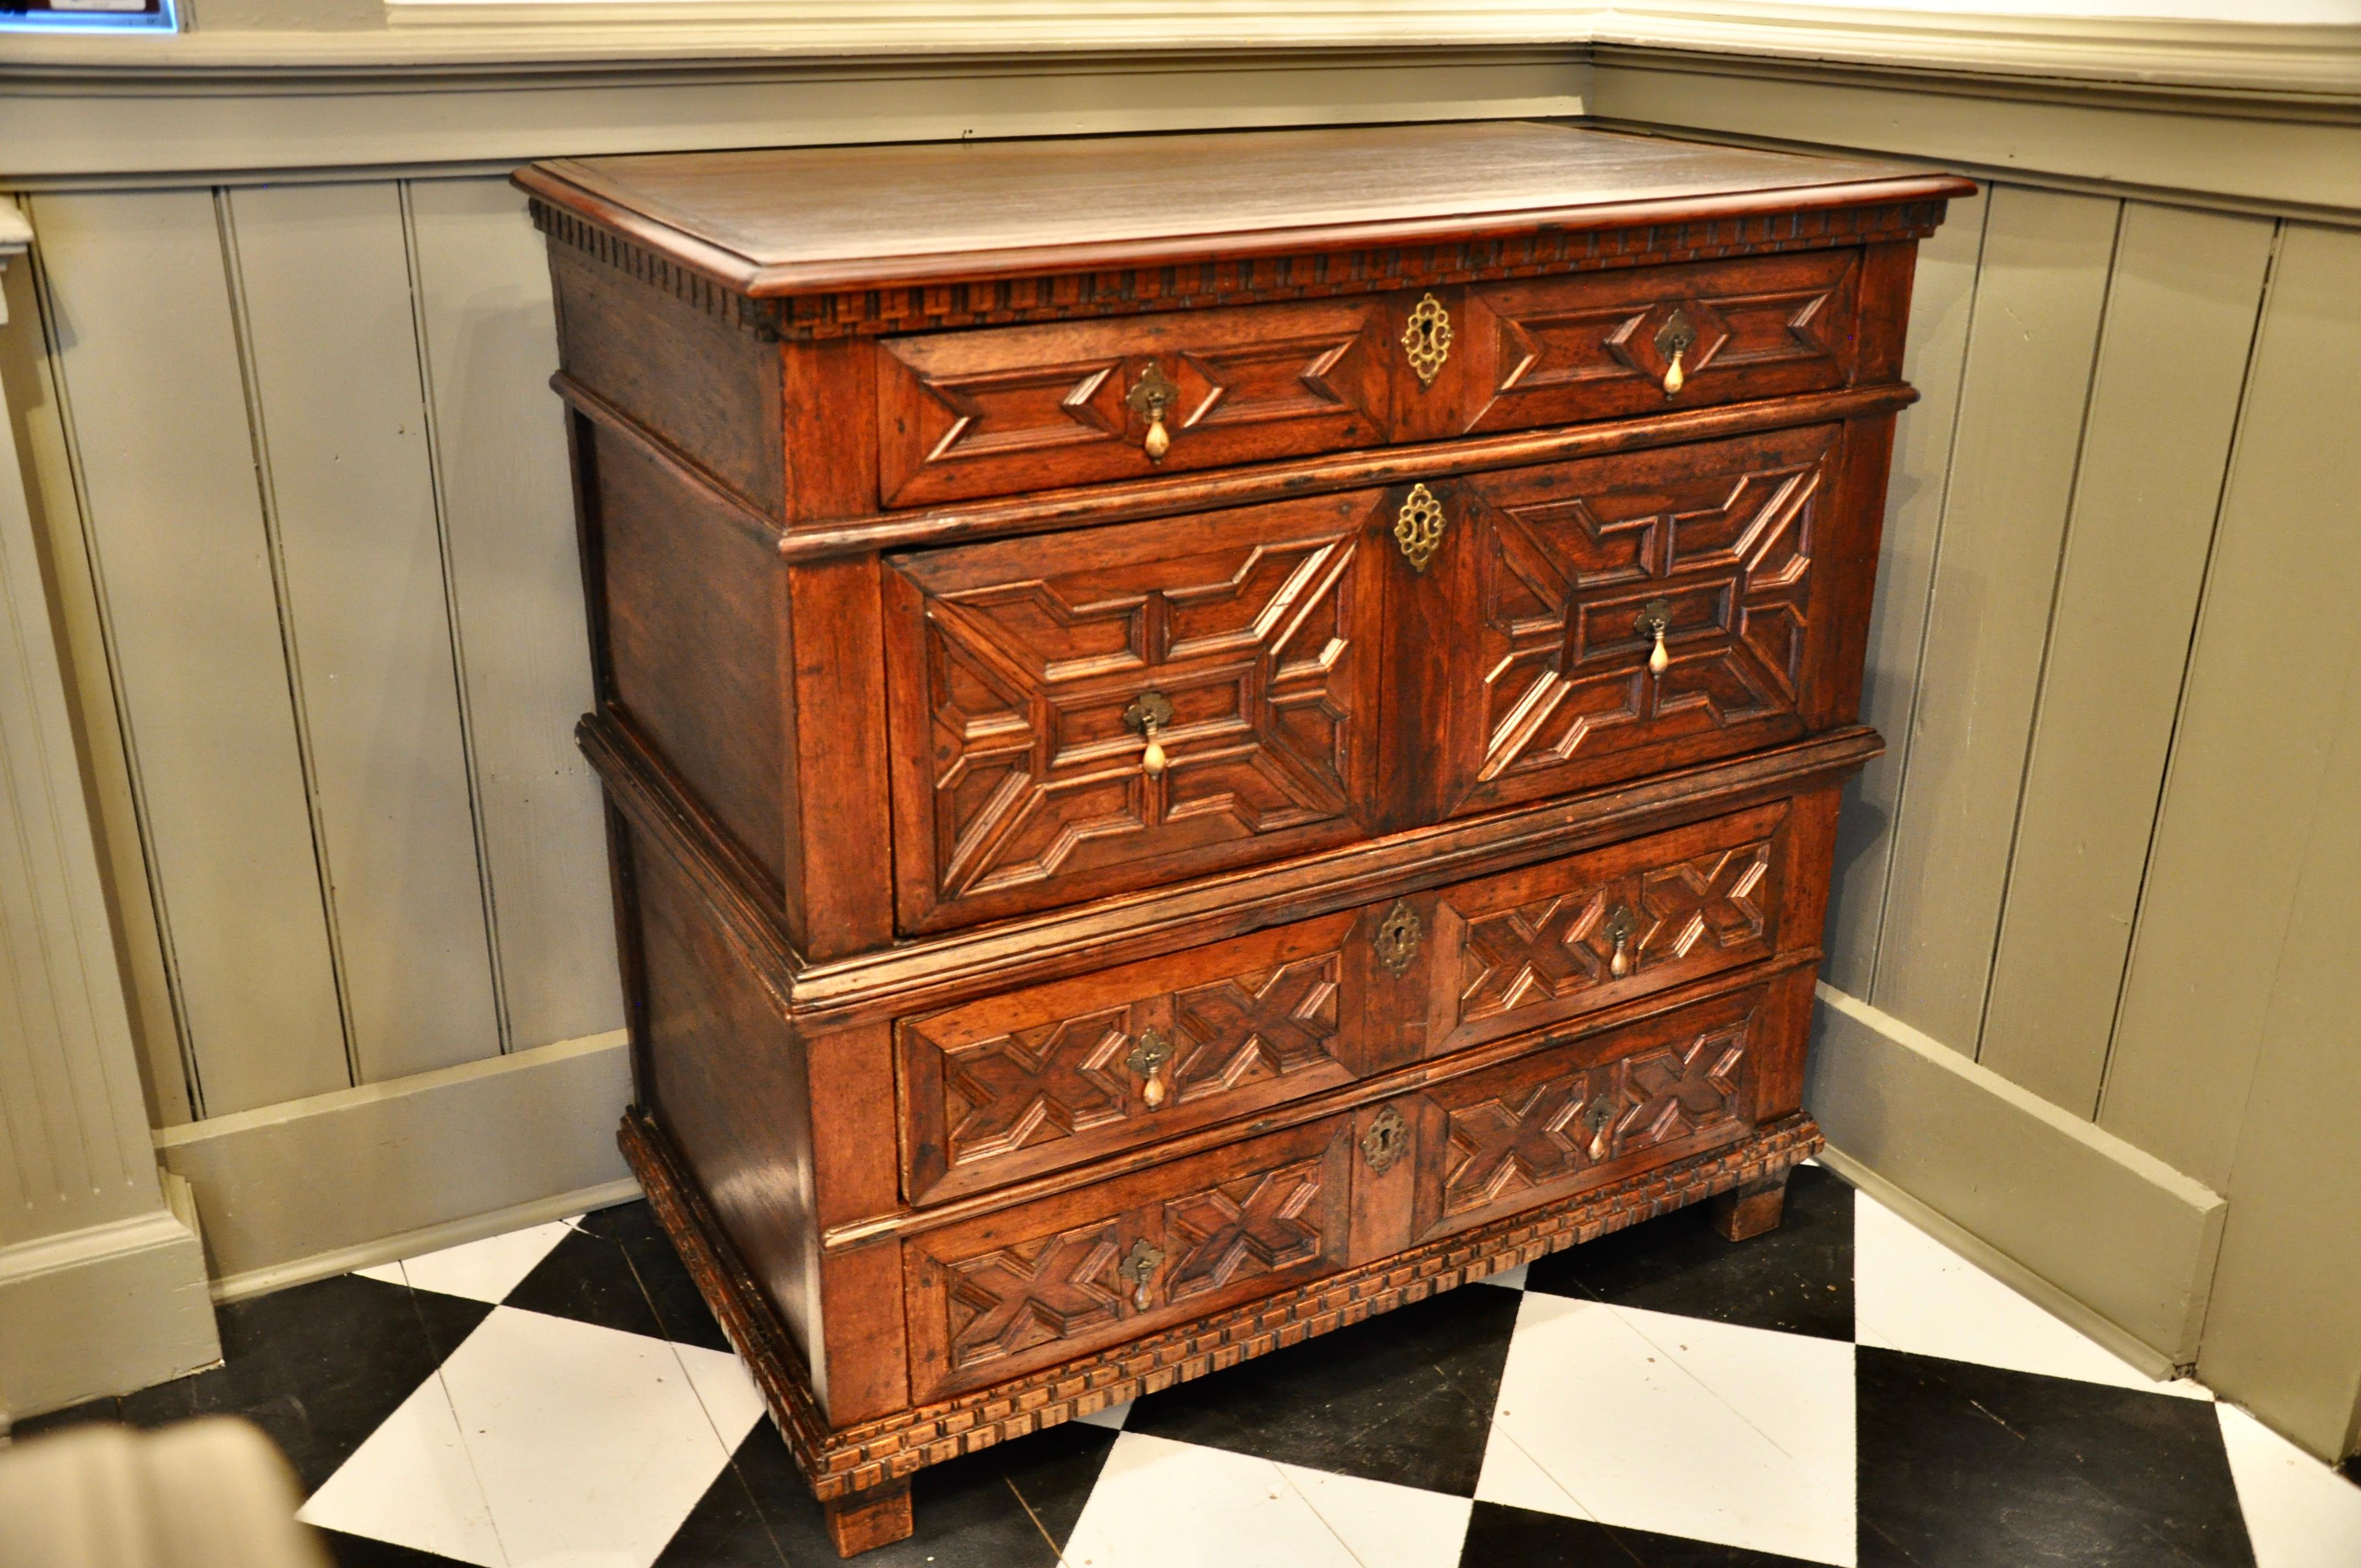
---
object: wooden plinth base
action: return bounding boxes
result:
[621,1107,1822,1557]
[1708,1170,1794,1242]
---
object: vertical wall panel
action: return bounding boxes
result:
[2102,222,2361,1190]
[227,182,501,1085]
[408,176,621,1050]
[2194,415,2361,1453]
[0,216,190,1125]
[32,191,348,1116]
[1977,205,2275,1115]
[1824,187,1985,994]
[1867,184,2117,1054]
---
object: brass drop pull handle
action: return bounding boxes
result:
[1123,690,1175,778]
[1655,310,1696,399]
[1604,905,1636,979]
[1584,1096,1618,1162]
[1118,1239,1164,1310]
[1128,1027,1174,1110]
[1125,362,1179,461]
[1635,600,1673,677]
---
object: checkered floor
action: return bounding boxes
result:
[17,1164,2361,1566]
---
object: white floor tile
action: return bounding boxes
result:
[299,1372,508,1566]
[2218,1404,2361,1568]
[1481,1293,1856,1566]
[435,1306,761,1568]
[1852,1192,2208,1399]
[388,1220,580,1304]
[1074,1399,1131,1431]
[1277,1463,1473,1568]
[1065,1432,1464,1568]
[1475,1262,1529,1291]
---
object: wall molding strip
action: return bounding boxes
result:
[153,1029,634,1295]
[1808,983,2226,1368]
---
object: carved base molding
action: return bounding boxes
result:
[619,1103,1822,1504]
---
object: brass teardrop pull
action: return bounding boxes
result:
[1654,309,1696,400]
[1584,1096,1618,1162]
[1604,905,1636,979]
[1128,1027,1174,1110]
[1123,690,1175,779]
[1118,1239,1164,1310]
[1125,363,1179,462]
[1635,599,1673,677]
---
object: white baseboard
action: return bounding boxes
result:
[1809,983,2226,1368]
[0,1204,219,1419]
[155,1030,634,1295]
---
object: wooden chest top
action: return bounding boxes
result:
[515,120,1970,301]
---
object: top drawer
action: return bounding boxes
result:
[876,297,1393,507]
[873,249,1867,508]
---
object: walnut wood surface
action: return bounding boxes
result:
[537,122,1960,1555]
[519,121,1970,298]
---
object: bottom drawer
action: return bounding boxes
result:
[901,973,1805,1403]
[903,1117,1356,1402]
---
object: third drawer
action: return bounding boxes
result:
[897,789,1834,1205]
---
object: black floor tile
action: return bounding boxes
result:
[1856,1347,2254,1568]
[7,1396,125,1441]
[114,1273,488,1494]
[660,1412,1117,1568]
[315,1528,478,1567]
[503,1200,730,1352]
[1124,1282,1522,1496]
[1460,1500,1825,1566]
[1524,1163,1853,1341]
[2341,1453,2359,1488]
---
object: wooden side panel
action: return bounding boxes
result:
[32,190,348,1114]
[229,182,502,1084]
[591,422,788,891]
[2102,222,2361,1189]
[1867,184,2117,1053]
[410,176,623,1052]
[547,243,783,514]
[631,819,826,1394]
[1979,204,2275,1115]
[1823,188,1987,992]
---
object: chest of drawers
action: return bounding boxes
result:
[520,121,1971,1555]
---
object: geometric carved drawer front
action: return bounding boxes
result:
[897,911,1360,1204]
[1454,248,1862,436]
[1403,983,1762,1243]
[1394,423,1839,823]
[904,1118,1354,1401]
[884,489,1387,933]
[1426,799,1786,1060]
[877,297,1391,508]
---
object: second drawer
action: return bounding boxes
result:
[897,792,1822,1204]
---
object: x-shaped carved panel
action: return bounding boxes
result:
[1620,1026,1748,1153]
[1163,1159,1328,1302]
[1457,890,1614,1022]
[1168,956,1344,1104]
[1441,1074,1614,1217]
[1640,844,1772,962]
[945,1224,1124,1370]
[940,1009,1132,1168]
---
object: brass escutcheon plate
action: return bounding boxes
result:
[1373,898,1422,977]
[1401,293,1452,386]
[1361,1105,1408,1174]
[1394,484,1447,573]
